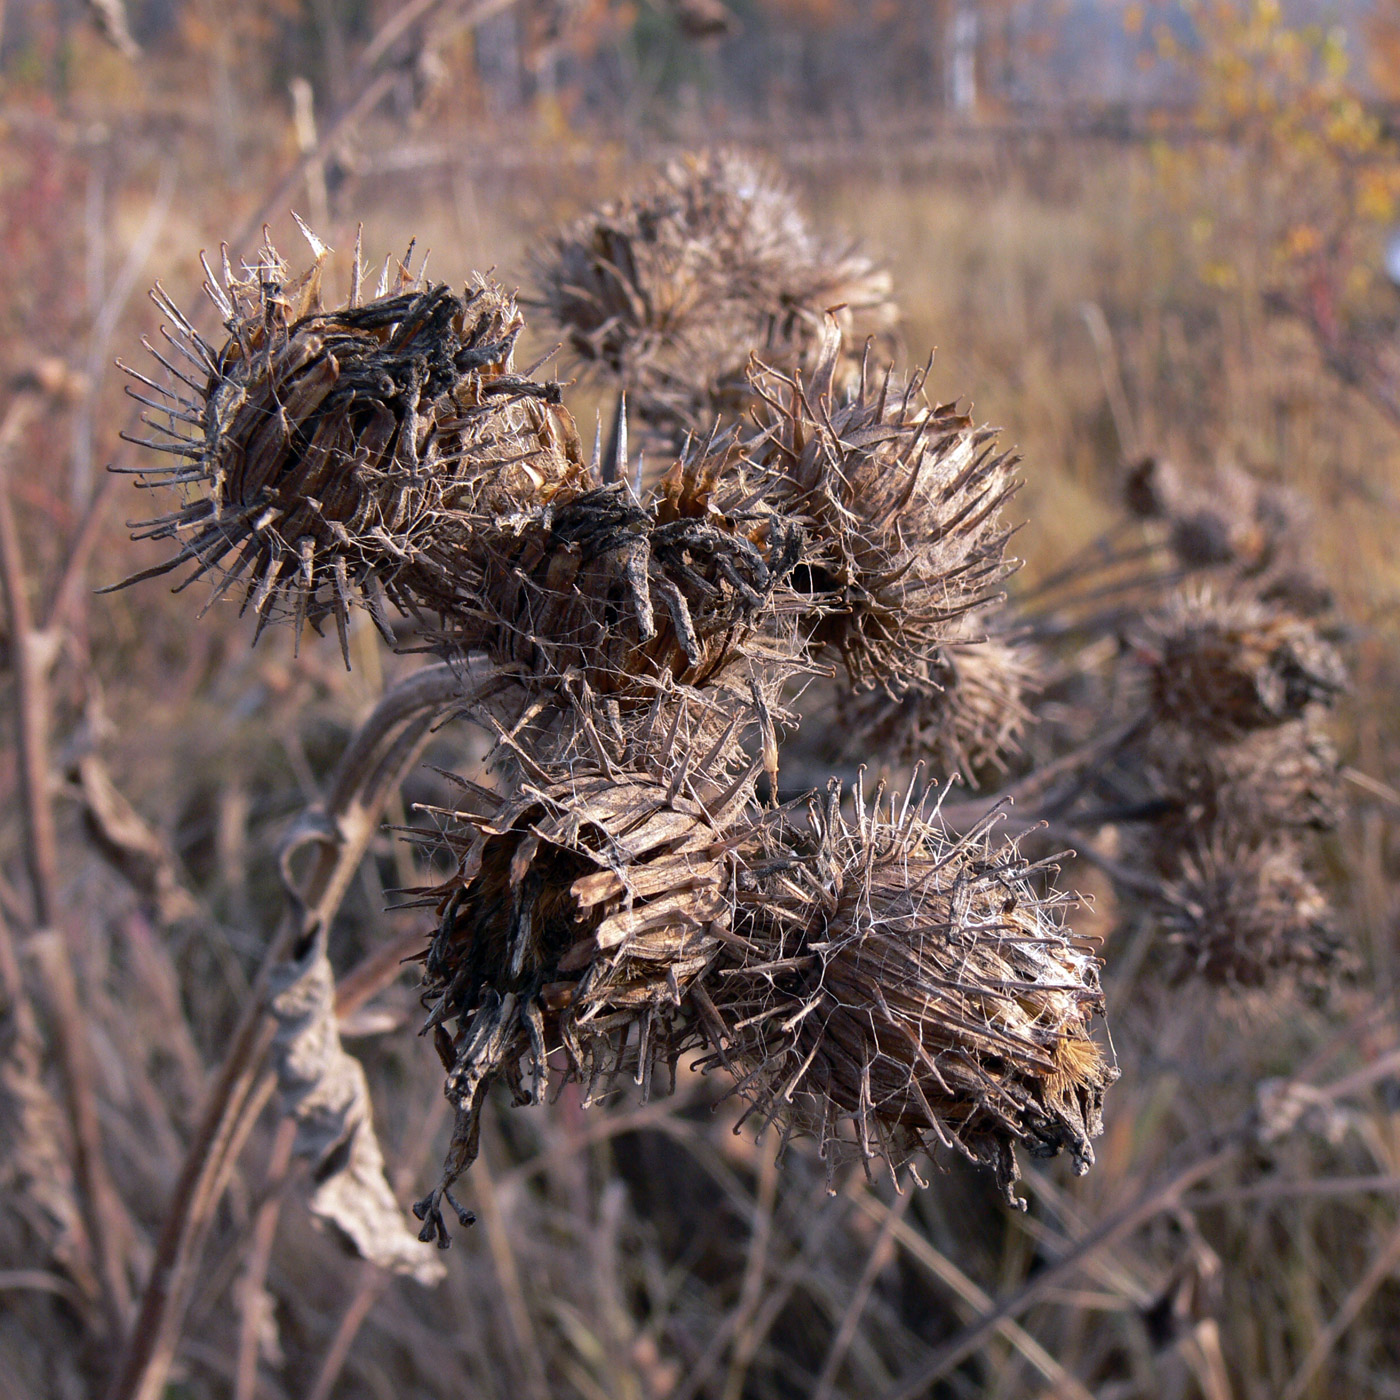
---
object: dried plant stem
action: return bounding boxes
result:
[811,1189,913,1400]
[851,1189,1096,1400]
[878,1143,1238,1400]
[28,932,136,1333]
[234,0,521,252]
[0,395,60,927]
[1186,1173,1400,1210]
[471,1129,551,1400]
[1278,1215,1400,1400]
[304,1089,449,1400]
[233,1117,297,1400]
[2,403,134,1338]
[105,662,483,1400]
[671,1177,852,1400]
[722,1133,780,1400]
[304,1261,388,1400]
[332,925,426,1019]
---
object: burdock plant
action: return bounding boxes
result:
[111,153,1349,1268]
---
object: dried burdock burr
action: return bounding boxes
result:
[112,224,590,661]
[708,779,1115,1201]
[1133,714,1346,851]
[831,635,1037,784]
[750,326,1019,695]
[1155,834,1344,990]
[531,149,897,445]
[409,688,765,1243]
[1140,588,1346,739]
[1121,454,1183,521]
[433,432,805,695]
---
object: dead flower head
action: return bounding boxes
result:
[1135,715,1345,855]
[531,149,897,443]
[114,223,589,661]
[1141,588,1346,739]
[409,688,764,1243]
[708,780,1114,1201]
[833,635,1037,785]
[433,432,805,695]
[750,328,1019,694]
[1156,835,1345,990]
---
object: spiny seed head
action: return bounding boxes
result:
[1121,455,1183,520]
[1156,835,1344,990]
[832,635,1037,785]
[531,149,897,446]
[114,225,590,662]
[409,691,765,1243]
[1141,588,1346,739]
[1135,715,1345,853]
[708,782,1113,1200]
[749,327,1019,693]
[432,459,806,696]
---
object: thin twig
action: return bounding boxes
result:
[721,1130,780,1400]
[849,1189,1096,1400]
[0,395,59,926]
[304,1262,388,1400]
[1278,1216,1400,1400]
[877,1143,1238,1400]
[232,0,521,253]
[470,1128,551,1400]
[812,1188,912,1400]
[233,1117,298,1400]
[2,402,136,1337]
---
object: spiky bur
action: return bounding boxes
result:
[1155,836,1345,989]
[1132,716,1345,851]
[530,149,897,447]
[1121,457,1333,613]
[708,780,1114,1202]
[829,637,1037,785]
[1074,582,1350,994]
[407,687,767,1244]
[1141,588,1346,740]
[430,431,806,695]
[747,327,1020,697]
[111,226,591,662]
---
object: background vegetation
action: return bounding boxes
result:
[4,2,1400,1397]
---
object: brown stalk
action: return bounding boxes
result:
[105,661,485,1400]
[1277,1216,1400,1400]
[471,1127,551,1400]
[232,1117,297,1400]
[811,1188,913,1400]
[2,398,135,1338]
[876,1023,1400,1400]
[721,1131,780,1400]
[0,395,60,927]
[850,1188,1096,1400]
[1185,1173,1400,1210]
[233,0,521,252]
[304,1261,389,1400]
[670,1179,850,1400]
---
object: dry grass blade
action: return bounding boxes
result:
[849,1188,1096,1400]
[1277,1217,1400,1400]
[811,1189,913,1400]
[878,1143,1239,1400]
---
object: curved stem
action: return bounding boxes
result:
[104,660,497,1400]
